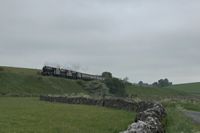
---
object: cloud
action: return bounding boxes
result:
[0,0,200,84]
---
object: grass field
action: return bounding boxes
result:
[0,66,87,96]
[163,100,200,133]
[125,82,200,100]
[165,106,200,133]
[124,78,200,132]
[1,66,198,98]
[125,84,188,99]
[167,82,200,97]
[0,66,200,132]
[0,97,135,133]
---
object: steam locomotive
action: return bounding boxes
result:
[41,66,104,80]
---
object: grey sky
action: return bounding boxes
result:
[0,0,200,84]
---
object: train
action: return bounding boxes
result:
[41,66,104,80]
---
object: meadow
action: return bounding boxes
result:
[0,66,87,96]
[168,82,200,97]
[1,66,199,99]
[0,97,135,133]
[157,98,200,133]
[0,66,200,133]
[125,84,187,100]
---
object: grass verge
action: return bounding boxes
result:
[164,101,200,133]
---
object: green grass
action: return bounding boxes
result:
[164,101,200,133]
[181,102,200,112]
[125,82,200,100]
[0,66,87,96]
[1,66,199,99]
[1,66,200,133]
[168,82,200,97]
[0,66,39,76]
[126,83,200,133]
[125,84,187,100]
[0,97,135,133]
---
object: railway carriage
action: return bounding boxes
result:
[41,66,104,81]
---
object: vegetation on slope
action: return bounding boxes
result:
[163,101,200,133]
[167,82,200,97]
[0,66,87,96]
[0,66,127,97]
[1,66,199,99]
[0,66,200,133]
[125,84,188,100]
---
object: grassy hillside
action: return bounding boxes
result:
[165,105,200,133]
[167,82,200,97]
[0,66,199,99]
[125,82,200,100]
[0,66,199,133]
[0,66,87,96]
[0,97,135,133]
[125,84,189,100]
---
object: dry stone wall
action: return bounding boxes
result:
[121,102,166,133]
[40,95,137,111]
[40,95,166,133]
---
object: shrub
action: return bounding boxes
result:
[102,72,112,79]
[0,67,4,71]
[37,76,43,80]
[76,80,85,87]
[84,81,109,97]
[104,78,126,97]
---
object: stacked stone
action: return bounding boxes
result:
[40,95,137,111]
[103,99,136,111]
[40,95,103,105]
[121,102,166,133]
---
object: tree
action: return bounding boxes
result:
[122,77,132,85]
[138,81,144,86]
[0,67,4,71]
[104,78,126,97]
[123,77,129,83]
[152,82,158,87]
[153,78,172,87]
[158,79,165,87]
[84,81,109,97]
[102,72,112,79]
[158,78,170,87]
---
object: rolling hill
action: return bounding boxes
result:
[0,66,199,99]
[167,82,200,97]
[1,66,199,133]
[0,66,87,96]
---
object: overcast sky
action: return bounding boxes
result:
[0,0,200,84]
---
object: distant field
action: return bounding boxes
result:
[125,82,200,100]
[0,97,135,133]
[167,82,200,97]
[125,85,188,100]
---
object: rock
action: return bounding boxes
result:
[40,95,137,111]
[120,121,151,133]
[121,103,166,133]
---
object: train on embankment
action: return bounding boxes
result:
[41,66,104,81]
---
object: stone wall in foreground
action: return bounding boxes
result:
[121,102,166,133]
[40,95,166,133]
